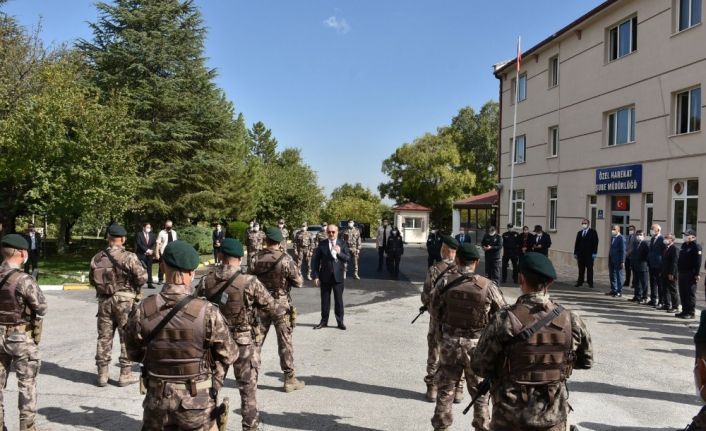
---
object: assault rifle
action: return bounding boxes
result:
[411,306,427,324]
[462,378,491,415]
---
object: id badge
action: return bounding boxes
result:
[220,292,229,305]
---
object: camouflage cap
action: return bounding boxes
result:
[219,238,244,258]
[265,227,283,242]
[162,240,200,271]
[107,224,128,237]
[456,243,479,260]
[442,235,460,250]
[1,234,29,250]
[519,252,557,280]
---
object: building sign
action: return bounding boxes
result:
[595,164,642,194]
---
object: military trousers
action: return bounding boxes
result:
[258,297,295,374]
[294,249,312,278]
[490,421,567,431]
[95,294,135,368]
[230,338,260,431]
[343,250,360,277]
[425,317,464,391]
[141,379,217,431]
[431,335,489,431]
[0,327,40,427]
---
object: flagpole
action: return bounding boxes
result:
[508,36,521,228]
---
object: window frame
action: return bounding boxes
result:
[548,126,559,157]
[511,190,525,228]
[588,195,598,228]
[548,56,559,88]
[675,86,702,135]
[678,0,702,32]
[403,217,423,230]
[548,187,558,231]
[607,106,636,146]
[512,134,526,164]
[518,73,527,102]
[608,16,638,61]
[644,193,654,231]
[672,179,699,240]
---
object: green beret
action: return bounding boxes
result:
[107,224,127,237]
[220,238,244,258]
[1,234,29,250]
[456,243,480,260]
[695,313,706,346]
[265,227,283,242]
[442,235,460,250]
[162,240,200,271]
[519,252,557,280]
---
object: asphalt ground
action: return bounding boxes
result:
[4,240,701,430]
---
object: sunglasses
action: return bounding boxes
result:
[326,230,336,234]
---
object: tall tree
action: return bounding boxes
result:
[322,183,384,229]
[379,133,475,228]
[248,121,278,164]
[79,0,253,222]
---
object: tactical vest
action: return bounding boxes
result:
[141,294,210,379]
[0,270,28,325]
[251,251,287,297]
[91,248,129,295]
[506,303,573,385]
[295,231,311,248]
[442,273,491,333]
[204,274,250,332]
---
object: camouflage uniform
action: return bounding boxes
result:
[125,283,237,431]
[197,264,286,431]
[0,262,47,430]
[293,229,313,279]
[430,266,506,431]
[342,226,362,279]
[246,230,266,268]
[89,245,147,384]
[250,249,303,384]
[316,229,328,245]
[472,292,593,431]
[279,227,289,252]
[422,258,465,398]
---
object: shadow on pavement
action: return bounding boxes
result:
[41,361,96,386]
[39,405,141,431]
[263,372,423,401]
[570,380,700,406]
[578,422,677,431]
[645,347,693,358]
[260,411,384,431]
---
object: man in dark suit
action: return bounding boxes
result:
[311,224,351,330]
[629,230,650,304]
[574,219,599,288]
[455,227,473,245]
[531,225,551,256]
[647,223,665,307]
[607,224,626,297]
[661,232,680,313]
[23,223,42,276]
[212,222,225,264]
[135,222,157,289]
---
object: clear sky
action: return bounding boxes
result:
[3,0,604,198]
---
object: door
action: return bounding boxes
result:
[611,212,630,235]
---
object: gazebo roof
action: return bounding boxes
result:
[453,191,498,209]
[392,202,432,212]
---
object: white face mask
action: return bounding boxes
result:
[611,231,618,237]
[145,227,152,233]
[278,224,284,228]
[581,224,588,229]
[253,226,259,232]
[649,229,655,236]
[348,222,354,228]
[217,226,221,231]
[489,230,496,236]
[637,235,644,241]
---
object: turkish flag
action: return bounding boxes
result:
[613,196,629,211]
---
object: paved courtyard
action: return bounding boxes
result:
[5,241,702,430]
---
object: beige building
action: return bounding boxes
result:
[494,0,704,270]
[392,202,431,244]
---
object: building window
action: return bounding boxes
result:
[609,16,638,61]
[518,73,527,101]
[511,135,526,164]
[548,187,558,231]
[678,0,702,31]
[607,106,636,146]
[589,195,598,228]
[549,126,559,157]
[644,193,654,230]
[548,56,559,88]
[676,87,701,134]
[511,190,525,228]
[673,179,698,239]
[403,217,423,229]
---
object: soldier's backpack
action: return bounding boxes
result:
[91,249,129,295]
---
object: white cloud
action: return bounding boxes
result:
[323,16,350,34]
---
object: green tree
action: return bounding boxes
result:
[379,133,475,228]
[322,183,384,229]
[441,101,499,195]
[248,121,278,164]
[79,0,253,223]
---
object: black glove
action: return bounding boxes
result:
[209,387,218,400]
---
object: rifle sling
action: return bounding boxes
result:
[437,273,474,297]
[144,295,196,345]
[508,304,565,346]
[251,253,286,276]
[207,271,241,303]
[0,269,20,291]
[104,249,132,282]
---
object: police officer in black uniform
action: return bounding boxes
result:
[481,226,503,285]
[427,230,443,268]
[501,224,520,284]
[677,229,702,319]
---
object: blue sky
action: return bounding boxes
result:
[4,0,604,198]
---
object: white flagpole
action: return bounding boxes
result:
[508,36,521,228]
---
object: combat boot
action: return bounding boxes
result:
[425,383,437,402]
[118,366,139,386]
[453,385,464,403]
[96,365,109,387]
[283,372,305,392]
[19,420,35,431]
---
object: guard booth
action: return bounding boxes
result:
[452,191,498,244]
[392,202,432,244]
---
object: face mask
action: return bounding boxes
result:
[145,227,152,233]
[22,251,28,265]
[611,231,618,237]
[348,222,354,228]
[489,230,496,236]
[254,226,259,232]
[166,226,172,231]
[637,235,644,241]
[217,226,221,231]
[628,230,635,235]
[278,224,284,228]
[581,224,588,229]
[649,229,655,236]
[250,223,254,228]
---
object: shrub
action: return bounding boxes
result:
[227,221,249,243]
[179,225,213,254]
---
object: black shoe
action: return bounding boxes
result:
[678,313,695,319]
[604,291,614,296]
[623,282,630,287]
[588,284,594,289]
[614,292,622,298]
[337,323,347,330]
[675,312,684,317]
[574,282,582,287]
[638,299,648,304]
[313,323,328,330]
[646,300,657,306]
[147,283,155,289]
[667,308,679,313]
[656,304,669,311]
[628,297,638,302]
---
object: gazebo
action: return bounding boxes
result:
[392,202,432,244]
[452,191,498,243]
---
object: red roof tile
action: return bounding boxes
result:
[453,191,498,208]
[392,202,432,212]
